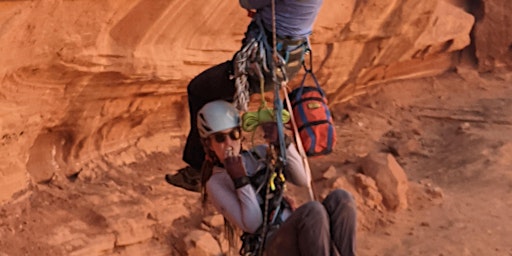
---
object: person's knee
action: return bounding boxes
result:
[300,201,329,222]
[187,61,234,98]
[305,201,326,213]
[326,189,355,204]
[323,189,354,208]
[187,63,222,96]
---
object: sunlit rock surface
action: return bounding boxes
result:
[0,0,509,202]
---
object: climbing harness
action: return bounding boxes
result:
[230,12,308,112]
[239,153,289,256]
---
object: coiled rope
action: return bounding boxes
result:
[241,98,290,133]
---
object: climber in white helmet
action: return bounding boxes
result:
[197,100,357,256]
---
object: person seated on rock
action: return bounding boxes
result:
[165,0,324,192]
[196,100,357,256]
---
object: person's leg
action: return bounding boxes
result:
[265,201,331,256]
[322,189,357,256]
[182,60,236,167]
[166,61,235,192]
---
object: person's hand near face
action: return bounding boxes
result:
[209,127,246,180]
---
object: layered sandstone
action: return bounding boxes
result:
[0,0,509,203]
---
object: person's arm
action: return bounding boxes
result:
[239,0,271,10]
[283,143,310,187]
[260,122,310,187]
[251,143,309,187]
[206,170,262,233]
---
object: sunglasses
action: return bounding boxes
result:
[210,127,242,143]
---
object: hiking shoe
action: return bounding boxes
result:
[165,166,201,192]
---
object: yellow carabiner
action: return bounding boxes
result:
[279,173,285,183]
[269,172,277,191]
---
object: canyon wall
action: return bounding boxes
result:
[0,0,510,202]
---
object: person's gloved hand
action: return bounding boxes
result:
[224,155,247,180]
[261,122,278,145]
[261,122,291,148]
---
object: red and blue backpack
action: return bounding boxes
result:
[288,69,336,156]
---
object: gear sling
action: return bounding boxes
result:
[230,3,313,255]
[239,157,290,255]
[232,15,302,256]
[231,14,309,112]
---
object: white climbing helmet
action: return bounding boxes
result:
[197,100,240,139]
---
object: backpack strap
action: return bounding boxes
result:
[293,56,326,104]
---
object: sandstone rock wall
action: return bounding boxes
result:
[0,0,509,202]
[473,0,512,72]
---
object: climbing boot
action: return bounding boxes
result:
[165,166,201,192]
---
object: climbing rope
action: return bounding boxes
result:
[237,0,317,254]
[254,1,289,255]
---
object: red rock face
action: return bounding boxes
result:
[0,0,509,202]
[473,0,512,72]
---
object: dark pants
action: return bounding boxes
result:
[265,189,357,256]
[183,61,236,170]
